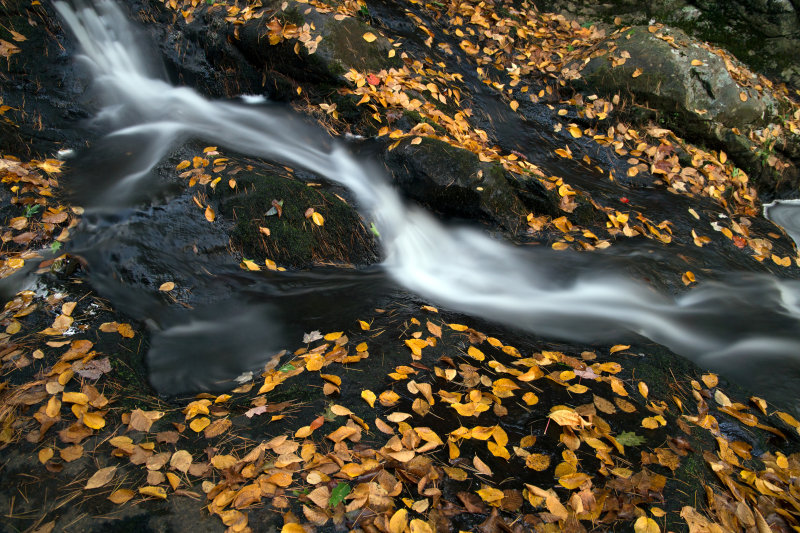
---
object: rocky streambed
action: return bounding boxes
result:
[2,0,800,532]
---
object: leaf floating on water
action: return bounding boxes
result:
[204,205,215,222]
[362,32,377,42]
[159,281,175,292]
[509,100,519,112]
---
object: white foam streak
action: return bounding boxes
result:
[57,1,800,391]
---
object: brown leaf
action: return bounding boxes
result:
[85,466,116,489]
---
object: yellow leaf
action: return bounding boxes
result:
[63,392,89,405]
[526,453,550,471]
[701,373,718,388]
[448,323,468,331]
[362,32,377,42]
[610,344,630,354]
[522,392,539,405]
[159,281,175,292]
[265,258,277,271]
[281,524,307,533]
[108,489,135,504]
[739,91,748,102]
[632,68,643,78]
[324,331,342,341]
[410,136,423,145]
[682,271,696,285]
[476,487,505,505]
[634,516,660,533]
[176,160,191,170]
[166,472,180,490]
[552,242,570,250]
[7,257,23,269]
[509,100,519,112]
[568,125,582,138]
[558,472,591,490]
[358,320,370,330]
[83,412,105,430]
[691,59,703,66]
[139,485,167,499]
[389,509,409,533]
[361,389,376,408]
[311,212,325,226]
[467,346,485,361]
[190,417,211,432]
[637,382,649,399]
[38,447,54,464]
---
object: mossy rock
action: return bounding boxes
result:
[385,137,537,232]
[215,171,377,267]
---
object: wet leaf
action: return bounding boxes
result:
[139,486,167,499]
[329,482,350,507]
[362,32,377,42]
[509,100,519,112]
[159,282,175,292]
[108,489,135,504]
[361,389,376,408]
[311,212,324,226]
[38,447,54,464]
[170,450,192,473]
[476,487,505,506]
[634,516,660,533]
[190,417,210,432]
[617,431,645,446]
[85,466,116,489]
[610,344,630,354]
[204,205,215,222]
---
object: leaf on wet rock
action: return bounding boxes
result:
[85,466,116,489]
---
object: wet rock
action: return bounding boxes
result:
[234,0,400,86]
[534,0,800,89]
[385,137,551,232]
[580,26,778,131]
[215,166,378,267]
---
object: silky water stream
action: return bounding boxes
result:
[53,0,800,407]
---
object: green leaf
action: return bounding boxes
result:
[370,222,380,238]
[279,363,296,373]
[328,482,350,507]
[616,431,646,447]
[50,241,62,252]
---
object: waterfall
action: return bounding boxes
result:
[55,0,800,400]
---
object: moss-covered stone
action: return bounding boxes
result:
[215,170,377,267]
[384,137,537,231]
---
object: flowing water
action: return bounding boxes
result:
[54,0,800,405]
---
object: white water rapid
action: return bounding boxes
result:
[56,0,800,401]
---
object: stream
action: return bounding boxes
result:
[53,0,800,407]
